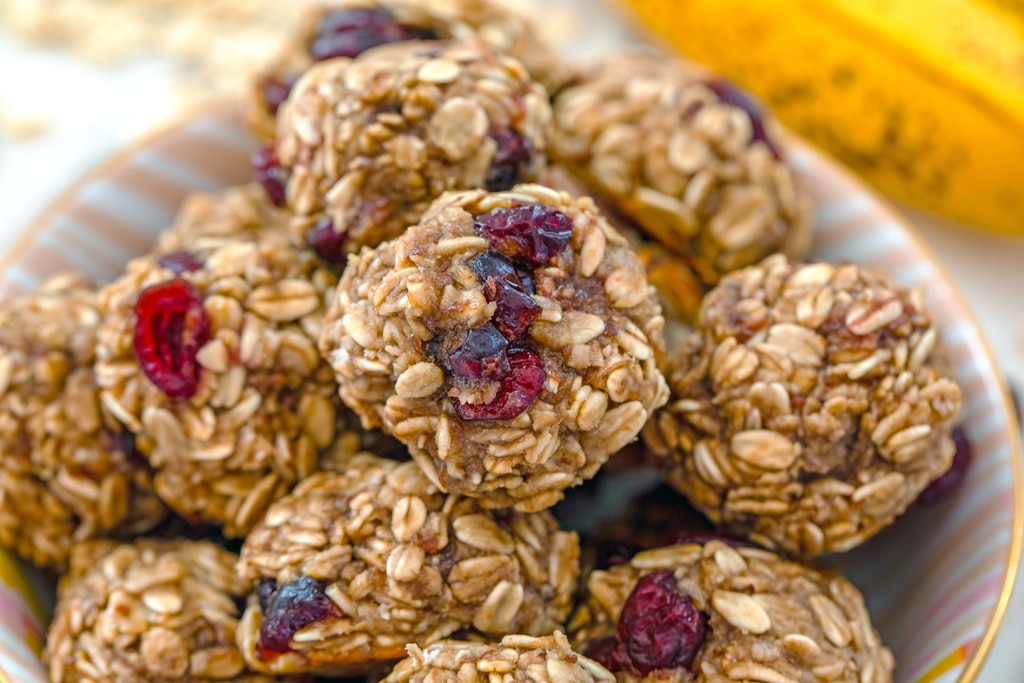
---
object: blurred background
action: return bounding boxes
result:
[0,0,1022,679]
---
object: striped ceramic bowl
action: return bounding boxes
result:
[0,103,1019,683]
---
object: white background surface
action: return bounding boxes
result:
[0,0,1022,679]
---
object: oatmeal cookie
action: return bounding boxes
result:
[570,540,894,683]
[552,52,812,285]
[644,255,963,555]
[250,0,566,140]
[272,40,551,262]
[0,273,164,570]
[236,454,579,677]
[45,539,289,683]
[319,186,668,511]
[384,632,614,682]
[95,230,352,536]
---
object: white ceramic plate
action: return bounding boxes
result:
[0,103,1019,683]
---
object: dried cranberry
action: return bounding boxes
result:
[252,144,288,207]
[584,636,631,672]
[704,78,782,160]
[474,205,573,266]
[674,530,760,549]
[157,250,204,274]
[133,278,211,400]
[469,251,541,341]
[257,576,342,658]
[486,128,533,191]
[259,74,297,116]
[452,348,545,421]
[918,426,973,505]
[306,217,348,264]
[515,266,536,295]
[256,579,277,614]
[449,322,510,383]
[309,8,437,61]
[617,570,707,674]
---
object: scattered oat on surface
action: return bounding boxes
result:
[0,273,165,571]
[570,539,894,683]
[552,51,813,285]
[236,454,579,677]
[644,255,963,556]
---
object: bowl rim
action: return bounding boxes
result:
[0,101,1019,683]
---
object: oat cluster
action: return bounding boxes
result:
[319,186,668,511]
[45,539,280,683]
[571,540,895,683]
[153,183,288,254]
[236,454,579,677]
[95,230,351,535]
[552,52,813,285]
[645,255,962,555]
[385,632,614,683]
[0,274,165,570]
[277,40,552,255]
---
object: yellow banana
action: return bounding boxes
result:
[620,0,1024,236]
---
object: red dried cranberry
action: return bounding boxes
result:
[584,636,631,672]
[257,576,342,658]
[469,251,541,341]
[704,78,782,160]
[474,205,573,266]
[157,250,204,274]
[133,278,211,400]
[515,266,536,295]
[309,8,437,61]
[918,426,973,505]
[617,570,707,674]
[674,530,760,549]
[449,322,510,383]
[252,144,288,207]
[306,217,348,264]
[452,348,545,421]
[486,128,533,191]
[259,74,298,116]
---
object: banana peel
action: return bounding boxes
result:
[621,0,1024,236]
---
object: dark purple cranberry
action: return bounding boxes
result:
[309,8,437,62]
[306,217,348,264]
[918,426,973,505]
[468,251,541,341]
[256,579,277,614]
[157,250,204,274]
[515,266,535,295]
[257,575,342,658]
[594,540,640,570]
[617,570,707,674]
[449,322,510,383]
[474,205,573,266]
[485,128,533,191]
[133,278,211,400]
[252,144,288,207]
[704,78,782,160]
[583,636,631,672]
[259,74,297,116]
[452,348,545,421]
[673,530,760,549]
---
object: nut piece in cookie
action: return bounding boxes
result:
[319,185,669,511]
[44,539,290,683]
[0,273,165,571]
[645,255,963,555]
[250,0,567,140]
[384,631,614,682]
[570,540,895,682]
[552,51,813,285]
[235,454,579,677]
[95,230,353,536]
[274,40,551,261]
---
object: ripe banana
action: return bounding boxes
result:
[621,0,1024,236]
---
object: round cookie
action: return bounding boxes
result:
[235,454,579,677]
[272,40,551,262]
[384,632,614,683]
[0,273,165,570]
[552,52,812,285]
[319,185,669,511]
[570,540,894,682]
[250,0,567,140]
[95,230,351,535]
[644,255,963,555]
